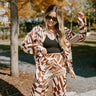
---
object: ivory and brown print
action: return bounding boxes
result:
[21,16,87,96]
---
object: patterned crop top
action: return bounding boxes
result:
[43,35,63,53]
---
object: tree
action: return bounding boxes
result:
[10,0,19,77]
[63,0,80,30]
[83,0,96,29]
[18,1,36,19]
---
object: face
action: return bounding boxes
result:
[45,11,57,27]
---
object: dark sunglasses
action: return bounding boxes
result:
[45,15,57,21]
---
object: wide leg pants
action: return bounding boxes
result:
[31,53,67,96]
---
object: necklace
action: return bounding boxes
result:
[46,28,57,40]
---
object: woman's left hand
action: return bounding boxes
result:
[77,12,87,27]
[77,12,85,19]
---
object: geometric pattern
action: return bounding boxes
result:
[21,16,87,96]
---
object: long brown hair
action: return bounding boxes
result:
[44,5,66,50]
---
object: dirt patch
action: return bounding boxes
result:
[0,67,33,96]
[0,67,72,96]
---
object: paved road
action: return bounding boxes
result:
[0,50,96,96]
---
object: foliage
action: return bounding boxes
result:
[1,0,95,32]
[0,35,9,40]
[87,27,91,32]
[0,0,82,20]
[0,0,95,21]
[19,23,27,33]
[18,33,26,38]
[73,28,79,33]
[90,27,96,31]
[87,26,96,32]
[18,2,36,19]
[83,0,96,19]
[88,0,96,8]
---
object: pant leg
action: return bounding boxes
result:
[52,72,67,96]
[31,79,49,96]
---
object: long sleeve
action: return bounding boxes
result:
[64,39,75,77]
[65,16,87,44]
[21,26,45,57]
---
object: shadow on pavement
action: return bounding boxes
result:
[0,79,24,96]
[73,55,96,78]
[0,51,35,65]
[84,41,96,44]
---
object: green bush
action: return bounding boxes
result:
[87,27,91,32]
[73,29,79,33]
[5,35,9,39]
[0,35,9,40]
[73,27,79,33]
[0,36,2,39]
[87,27,96,32]
[91,27,96,31]
[19,23,27,33]
[1,35,4,40]
[18,33,26,38]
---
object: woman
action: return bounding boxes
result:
[21,5,87,96]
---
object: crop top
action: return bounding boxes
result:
[43,35,63,53]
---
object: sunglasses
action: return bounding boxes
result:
[45,15,57,21]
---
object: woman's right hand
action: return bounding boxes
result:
[41,48,47,55]
[71,73,76,79]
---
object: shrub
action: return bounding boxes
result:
[87,27,91,32]
[1,35,5,40]
[18,33,26,38]
[73,27,79,33]
[91,27,96,31]
[0,35,9,40]
[5,35,9,39]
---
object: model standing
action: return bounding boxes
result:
[21,5,87,96]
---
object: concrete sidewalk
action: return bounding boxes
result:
[76,89,96,96]
[67,89,96,96]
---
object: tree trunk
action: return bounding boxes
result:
[70,19,73,30]
[89,18,91,29]
[10,0,19,77]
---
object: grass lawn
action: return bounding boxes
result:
[0,38,96,57]
[72,38,96,57]
[0,44,24,54]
